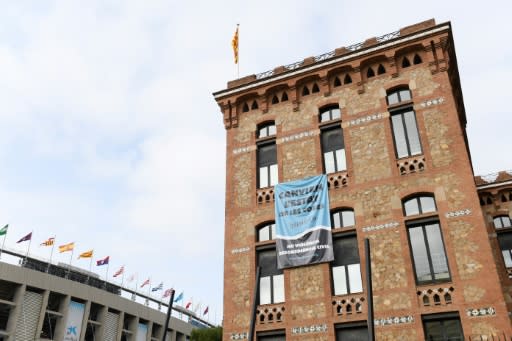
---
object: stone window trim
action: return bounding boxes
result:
[319,105,342,123]
[256,121,277,140]
[330,208,356,230]
[402,193,437,217]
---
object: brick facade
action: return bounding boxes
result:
[214,19,512,340]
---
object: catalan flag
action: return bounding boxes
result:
[59,242,74,253]
[0,224,8,236]
[78,250,93,259]
[40,237,55,246]
[231,24,239,64]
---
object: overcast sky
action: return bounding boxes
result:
[0,0,510,326]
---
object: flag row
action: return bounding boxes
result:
[0,225,210,316]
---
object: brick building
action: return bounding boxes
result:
[213,19,512,340]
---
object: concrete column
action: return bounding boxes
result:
[79,300,91,341]
[5,283,26,341]
[94,304,107,340]
[35,289,50,341]
[54,295,70,341]
[116,311,124,341]
[146,321,153,341]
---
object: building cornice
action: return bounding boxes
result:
[213,24,450,100]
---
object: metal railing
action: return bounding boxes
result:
[255,29,401,80]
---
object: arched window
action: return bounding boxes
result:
[494,215,512,229]
[387,88,412,106]
[242,103,250,112]
[257,222,276,242]
[257,122,276,139]
[403,195,436,216]
[367,67,375,78]
[302,86,310,96]
[413,54,422,64]
[319,106,341,123]
[251,100,259,110]
[271,95,279,104]
[402,57,411,68]
[331,209,355,228]
[281,92,288,102]
[377,64,386,75]
[312,83,320,93]
[344,74,352,84]
[333,77,342,87]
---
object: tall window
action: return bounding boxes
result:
[257,122,278,188]
[321,127,346,174]
[331,209,355,229]
[258,249,284,304]
[331,235,363,296]
[404,195,450,284]
[388,88,422,158]
[422,314,463,341]
[335,324,368,341]
[319,106,346,174]
[257,222,276,242]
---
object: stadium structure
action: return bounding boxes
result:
[0,247,213,341]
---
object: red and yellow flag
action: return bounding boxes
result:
[59,242,75,253]
[40,237,55,246]
[78,250,93,259]
[231,24,239,64]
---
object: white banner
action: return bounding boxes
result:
[64,301,85,341]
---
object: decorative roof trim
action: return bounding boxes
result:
[213,25,450,100]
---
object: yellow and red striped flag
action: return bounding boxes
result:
[59,242,74,253]
[78,250,93,259]
[231,24,239,64]
[40,237,55,246]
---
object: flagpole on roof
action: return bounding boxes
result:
[47,236,56,273]
[105,260,110,281]
[67,247,74,278]
[24,230,33,265]
[0,224,8,260]
[121,268,125,288]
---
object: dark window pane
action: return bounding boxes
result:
[333,236,360,266]
[258,144,276,166]
[258,250,279,276]
[423,317,463,341]
[336,326,368,341]
[321,128,344,151]
[258,335,285,341]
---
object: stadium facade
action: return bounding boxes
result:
[0,249,212,341]
[213,19,512,340]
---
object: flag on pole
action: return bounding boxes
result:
[231,24,239,64]
[151,282,163,292]
[203,306,209,315]
[40,237,55,246]
[185,301,192,309]
[141,278,150,288]
[17,232,32,243]
[78,250,93,259]
[0,224,8,236]
[174,291,183,303]
[163,289,173,298]
[96,256,109,266]
[113,265,125,277]
[59,242,74,253]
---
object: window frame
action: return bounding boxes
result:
[390,107,423,159]
[406,217,451,285]
[320,124,347,174]
[330,208,356,229]
[335,322,368,341]
[497,231,512,268]
[494,215,512,229]
[319,106,342,123]
[257,122,276,139]
[257,140,278,189]
[403,194,437,217]
[422,313,463,341]
[331,232,363,296]
[256,222,276,242]
[257,246,284,305]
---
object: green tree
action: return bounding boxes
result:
[190,327,222,341]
